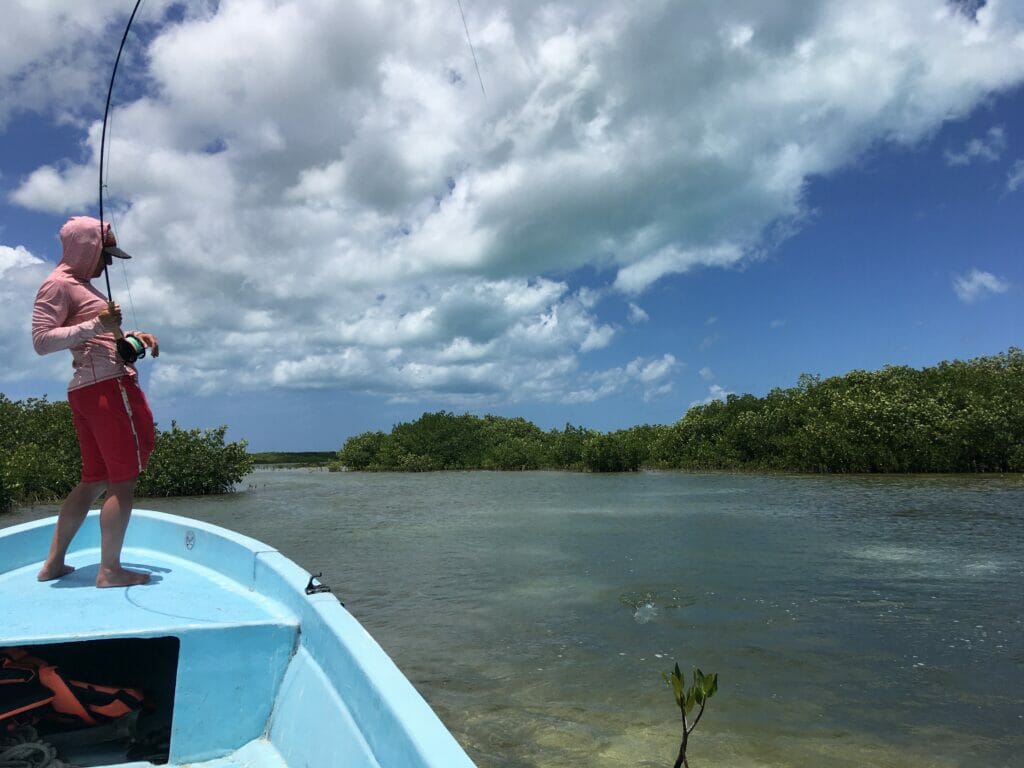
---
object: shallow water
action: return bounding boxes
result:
[7,471,1023,767]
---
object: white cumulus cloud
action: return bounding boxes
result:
[0,245,66,385]
[4,0,1024,403]
[628,302,649,324]
[952,269,1009,303]
[564,353,679,403]
[1008,159,1024,192]
[690,384,734,410]
[944,125,1006,165]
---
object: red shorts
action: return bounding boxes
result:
[69,376,155,484]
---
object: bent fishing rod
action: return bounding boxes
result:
[98,0,147,364]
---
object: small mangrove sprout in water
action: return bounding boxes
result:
[662,663,718,768]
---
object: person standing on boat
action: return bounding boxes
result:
[31,215,159,588]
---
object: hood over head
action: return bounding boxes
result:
[58,216,108,280]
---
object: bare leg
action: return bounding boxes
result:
[95,477,150,588]
[38,480,107,581]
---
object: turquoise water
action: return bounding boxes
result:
[8,471,1023,767]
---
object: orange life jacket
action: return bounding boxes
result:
[0,648,144,727]
[0,652,53,725]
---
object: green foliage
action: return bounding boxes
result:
[657,349,1024,473]
[333,350,1023,475]
[335,431,389,470]
[662,663,719,768]
[479,416,548,470]
[137,422,254,497]
[547,423,592,470]
[0,395,80,511]
[581,430,642,472]
[663,664,719,714]
[336,412,634,473]
[250,451,335,467]
[391,411,485,470]
[0,394,253,512]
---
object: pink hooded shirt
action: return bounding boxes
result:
[32,216,137,391]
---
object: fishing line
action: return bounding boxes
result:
[455,0,487,102]
[119,247,141,332]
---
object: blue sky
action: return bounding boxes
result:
[1,0,1022,451]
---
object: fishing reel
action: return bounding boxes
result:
[116,333,147,364]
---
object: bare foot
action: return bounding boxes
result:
[37,563,75,581]
[96,566,151,588]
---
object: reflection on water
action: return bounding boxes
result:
[6,471,1023,767]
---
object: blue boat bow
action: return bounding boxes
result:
[0,509,476,767]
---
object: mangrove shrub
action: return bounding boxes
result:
[137,422,253,497]
[0,394,254,512]
[336,350,1024,474]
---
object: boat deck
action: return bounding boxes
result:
[0,545,298,645]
